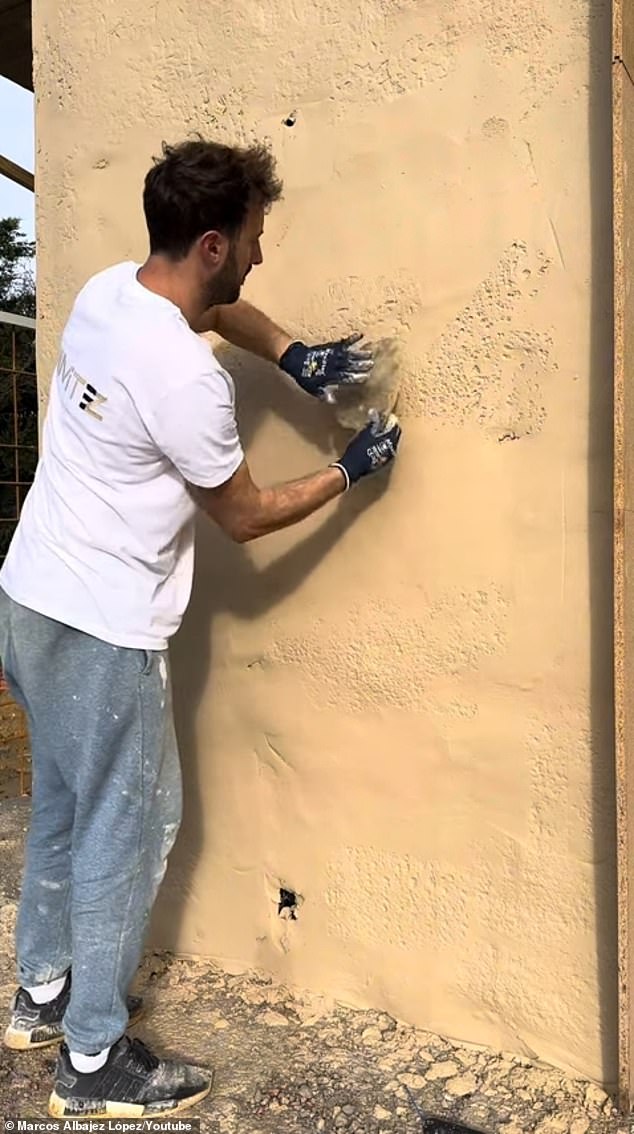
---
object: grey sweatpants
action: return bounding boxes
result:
[0,589,182,1053]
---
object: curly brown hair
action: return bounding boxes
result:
[143,138,283,259]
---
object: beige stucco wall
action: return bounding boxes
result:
[35,0,616,1084]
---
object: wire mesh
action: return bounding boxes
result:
[0,316,36,798]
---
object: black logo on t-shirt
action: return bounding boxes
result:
[79,384,103,415]
[56,350,108,421]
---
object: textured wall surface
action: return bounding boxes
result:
[35,0,615,1083]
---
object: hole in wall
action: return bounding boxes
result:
[282,110,297,128]
[278,888,298,919]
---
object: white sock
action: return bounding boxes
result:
[25,974,67,1004]
[69,1047,111,1073]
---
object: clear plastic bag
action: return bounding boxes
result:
[326,337,401,431]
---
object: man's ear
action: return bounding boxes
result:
[200,230,230,269]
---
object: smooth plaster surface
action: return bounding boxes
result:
[34,0,615,1084]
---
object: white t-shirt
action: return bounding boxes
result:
[0,262,244,649]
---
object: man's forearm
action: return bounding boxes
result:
[189,411,401,542]
[191,465,346,543]
[197,299,293,365]
[239,466,345,541]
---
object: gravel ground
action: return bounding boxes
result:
[0,798,630,1134]
[0,690,30,799]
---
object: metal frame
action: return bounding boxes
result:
[0,313,37,555]
[0,313,34,795]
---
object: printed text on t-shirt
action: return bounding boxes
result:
[56,350,108,421]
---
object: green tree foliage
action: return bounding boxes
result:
[0,217,35,312]
[0,218,37,559]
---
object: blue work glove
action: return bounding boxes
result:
[330,412,402,490]
[279,333,373,398]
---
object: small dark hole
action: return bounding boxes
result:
[283,111,297,127]
[278,888,298,919]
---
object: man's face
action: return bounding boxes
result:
[234,202,265,286]
[205,203,264,306]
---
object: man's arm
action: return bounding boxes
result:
[194,299,292,364]
[188,414,402,543]
[195,299,373,399]
[189,461,345,543]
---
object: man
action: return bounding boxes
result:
[0,139,401,1119]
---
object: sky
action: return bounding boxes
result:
[0,76,35,242]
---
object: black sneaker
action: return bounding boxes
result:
[4,972,143,1051]
[48,1035,212,1119]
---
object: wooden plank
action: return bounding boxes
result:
[0,153,33,192]
[613,12,634,1106]
[0,53,32,91]
[0,1,32,90]
[615,0,634,80]
[0,311,35,330]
